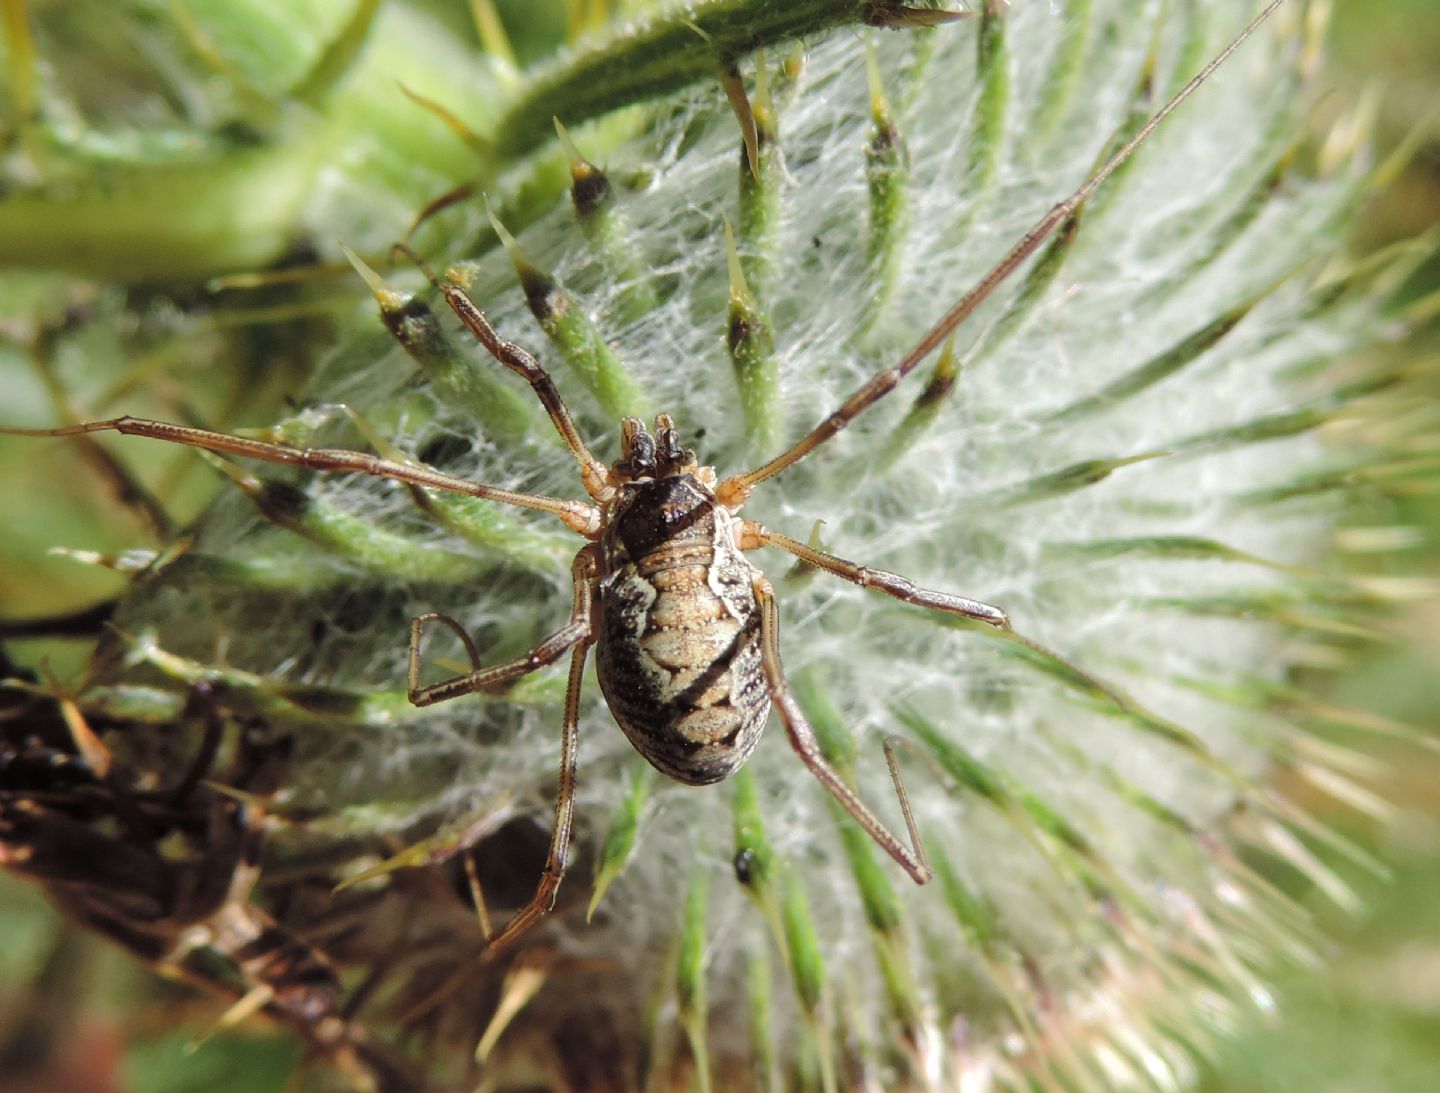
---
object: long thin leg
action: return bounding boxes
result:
[408,547,597,707]
[481,637,591,958]
[715,0,1287,507]
[741,520,1009,628]
[753,576,931,884]
[394,245,611,501]
[0,418,602,538]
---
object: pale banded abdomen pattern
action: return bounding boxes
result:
[597,501,768,785]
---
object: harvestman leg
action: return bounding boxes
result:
[395,245,611,501]
[752,576,932,884]
[405,546,598,957]
[408,547,598,706]
[0,418,602,538]
[713,1,1286,512]
[481,637,591,957]
[741,521,1010,629]
[398,641,592,1026]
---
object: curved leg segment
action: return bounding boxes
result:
[395,547,598,992]
[407,546,598,707]
[753,577,932,885]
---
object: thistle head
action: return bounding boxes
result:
[0,1,1432,1090]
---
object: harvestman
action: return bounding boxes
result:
[4,2,1286,958]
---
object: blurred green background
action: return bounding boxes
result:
[1196,1,1440,1090]
[0,1,1436,1090]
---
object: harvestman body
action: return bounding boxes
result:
[4,3,1286,958]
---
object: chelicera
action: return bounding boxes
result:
[3,2,1285,959]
